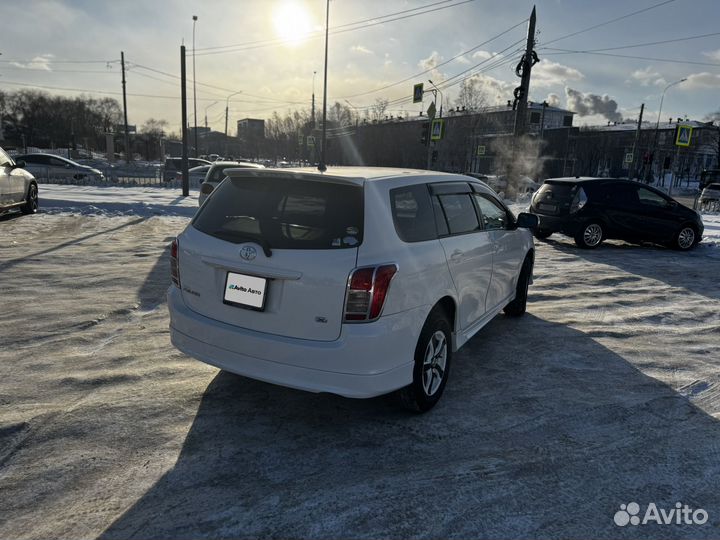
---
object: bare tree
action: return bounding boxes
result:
[455,78,488,112]
[369,98,389,122]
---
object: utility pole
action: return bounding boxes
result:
[318,0,330,172]
[121,51,130,163]
[180,45,189,197]
[311,71,316,129]
[512,6,537,138]
[628,103,644,180]
[192,15,198,158]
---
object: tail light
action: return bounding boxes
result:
[344,264,398,322]
[170,238,180,287]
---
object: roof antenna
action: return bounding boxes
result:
[318,0,330,173]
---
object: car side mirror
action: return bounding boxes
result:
[516,212,539,229]
[669,200,678,208]
[12,160,26,169]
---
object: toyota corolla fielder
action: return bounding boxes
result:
[168,167,538,411]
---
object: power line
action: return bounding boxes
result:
[541,0,677,47]
[337,19,528,100]
[193,0,478,56]
[196,0,461,52]
[540,31,720,54]
[542,48,720,67]
[0,58,118,64]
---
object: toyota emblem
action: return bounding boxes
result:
[240,246,257,261]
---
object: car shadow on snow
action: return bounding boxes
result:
[100,314,720,540]
[541,236,720,301]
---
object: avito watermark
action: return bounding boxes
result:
[614,502,708,527]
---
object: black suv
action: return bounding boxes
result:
[529,177,703,250]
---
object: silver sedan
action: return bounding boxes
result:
[0,147,38,215]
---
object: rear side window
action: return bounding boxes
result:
[438,194,480,234]
[193,176,363,250]
[637,187,670,208]
[390,184,437,242]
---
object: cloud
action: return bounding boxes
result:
[628,66,665,87]
[545,93,561,108]
[350,45,373,55]
[462,73,515,105]
[702,49,720,62]
[532,60,584,88]
[10,54,54,71]
[683,72,720,89]
[419,51,442,71]
[472,50,494,61]
[383,53,392,68]
[565,88,623,122]
[455,55,471,65]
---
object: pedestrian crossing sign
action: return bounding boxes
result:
[675,125,692,147]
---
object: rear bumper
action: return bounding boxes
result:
[168,287,420,398]
[533,212,577,234]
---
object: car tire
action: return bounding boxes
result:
[21,183,39,215]
[672,225,698,251]
[574,222,604,249]
[533,229,552,240]
[504,255,533,317]
[399,308,452,413]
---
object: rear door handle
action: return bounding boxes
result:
[450,249,462,260]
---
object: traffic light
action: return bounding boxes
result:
[663,156,673,169]
[420,121,430,144]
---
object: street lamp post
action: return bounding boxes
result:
[224,90,242,137]
[192,15,198,158]
[204,101,217,129]
[650,78,686,186]
[204,101,218,155]
[428,79,444,118]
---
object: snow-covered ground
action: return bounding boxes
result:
[1,184,720,539]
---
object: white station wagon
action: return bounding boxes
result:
[168,167,538,411]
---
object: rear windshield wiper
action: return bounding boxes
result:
[212,231,273,257]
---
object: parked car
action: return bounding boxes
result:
[14,153,105,182]
[0,147,39,215]
[169,167,538,411]
[163,157,211,181]
[529,177,704,250]
[198,161,265,206]
[699,183,720,212]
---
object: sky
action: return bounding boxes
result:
[1,0,719,135]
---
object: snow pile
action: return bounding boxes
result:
[38,184,198,218]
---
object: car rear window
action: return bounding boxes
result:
[536,181,576,202]
[193,175,364,250]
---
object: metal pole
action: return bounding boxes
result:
[311,71,316,129]
[180,45,189,197]
[428,80,444,118]
[121,51,130,163]
[650,78,685,184]
[628,103,644,179]
[318,0,330,172]
[224,90,242,137]
[192,15,198,158]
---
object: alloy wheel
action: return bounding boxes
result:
[583,224,602,247]
[422,330,447,396]
[678,227,695,249]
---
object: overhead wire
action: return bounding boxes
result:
[193,0,478,56]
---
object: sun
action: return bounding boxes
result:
[273,1,313,46]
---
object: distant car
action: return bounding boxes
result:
[198,161,265,206]
[163,157,211,181]
[0,147,38,215]
[184,165,212,187]
[529,177,704,250]
[15,153,105,183]
[169,166,538,411]
[699,183,720,212]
